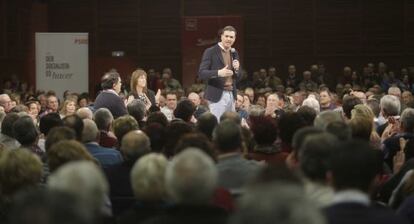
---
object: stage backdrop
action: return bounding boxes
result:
[35,33,89,100]
[181,16,243,88]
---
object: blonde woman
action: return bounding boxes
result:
[350,104,381,148]
[59,99,77,118]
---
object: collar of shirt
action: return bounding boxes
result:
[218,42,229,52]
[103,89,119,96]
[331,189,370,206]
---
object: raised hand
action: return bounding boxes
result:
[218,65,234,77]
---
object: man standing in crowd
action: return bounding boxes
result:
[198,25,241,120]
[94,71,127,119]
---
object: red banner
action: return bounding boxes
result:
[181,16,243,88]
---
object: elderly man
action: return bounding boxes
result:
[0,94,12,113]
[104,130,151,216]
[188,92,208,119]
[149,148,228,224]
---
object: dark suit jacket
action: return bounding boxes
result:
[198,44,241,103]
[324,202,409,224]
[145,204,228,224]
[94,91,128,119]
[104,161,135,216]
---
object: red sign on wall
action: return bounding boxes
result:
[181,16,243,88]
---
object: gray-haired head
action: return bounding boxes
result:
[81,119,99,143]
[313,111,343,130]
[127,99,146,122]
[401,108,414,133]
[131,153,168,201]
[230,182,325,224]
[165,148,217,204]
[380,95,401,117]
[48,161,109,214]
[93,108,113,131]
[120,130,151,162]
[76,107,93,120]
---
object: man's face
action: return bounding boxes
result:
[402,92,412,104]
[268,67,276,76]
[259,69,267,78]
[319,91,331,105]
[236,94,244,109]
[266,94,279,108]
[303,71,311,80]
[188,93,200,106]
[48,96,59,112]
[288,65,296,75]
[0,95,11,112]
[245,90,254,103]
[114,77,122,94]
[343,67,352,76]
[166,94,177,110]
[293,93,304,106]
[220,30,236,50]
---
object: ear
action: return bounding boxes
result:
[286,152,299,170]
[326,171,334,187]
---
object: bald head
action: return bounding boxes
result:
[76,107,93,120]
[188,92,201,107]
[0,94,12,112]
[81,119,99,143]
[120,130,151,162]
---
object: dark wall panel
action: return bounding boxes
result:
[2,0,414,89]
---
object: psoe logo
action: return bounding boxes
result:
[74,38,88,44]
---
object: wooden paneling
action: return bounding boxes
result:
[2,0,414,89]
[0,0,5,58]
[406,0,414,55]
[362,0,404,55]
[315,0,362,55]
[139,0,181,74]
[96,0,139,57]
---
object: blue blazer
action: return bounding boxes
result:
[198,44,241,103]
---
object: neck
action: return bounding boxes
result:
[136,87,144,94]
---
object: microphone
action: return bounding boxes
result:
[230,48,238,72]
[230,48,237,60]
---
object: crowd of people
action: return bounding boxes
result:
[1,61,414,224]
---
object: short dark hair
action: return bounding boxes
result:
[13,116,39,146]
[142,123,167,153]
[101,71,120,90]
[127,99,146,122]
[249,115,278,146]
[278,112,307,145]
[220,111,241,124]
[45,126,77,152]
[330,140,382,192]
[220,25,237,35]
[39,113,63,136]
[325,121,352,141]
[342,95,362,119]
[291,127,324,161]
[297,106,317,126]
[146,111,168,127]
[174,133,216,161]
[299,133,337,182]
[173,99,195,122]
[196,112,218,140]
[62,115,84,141]
[1,112,19,137]
[164,121,193,158]
[213,120,242,152]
